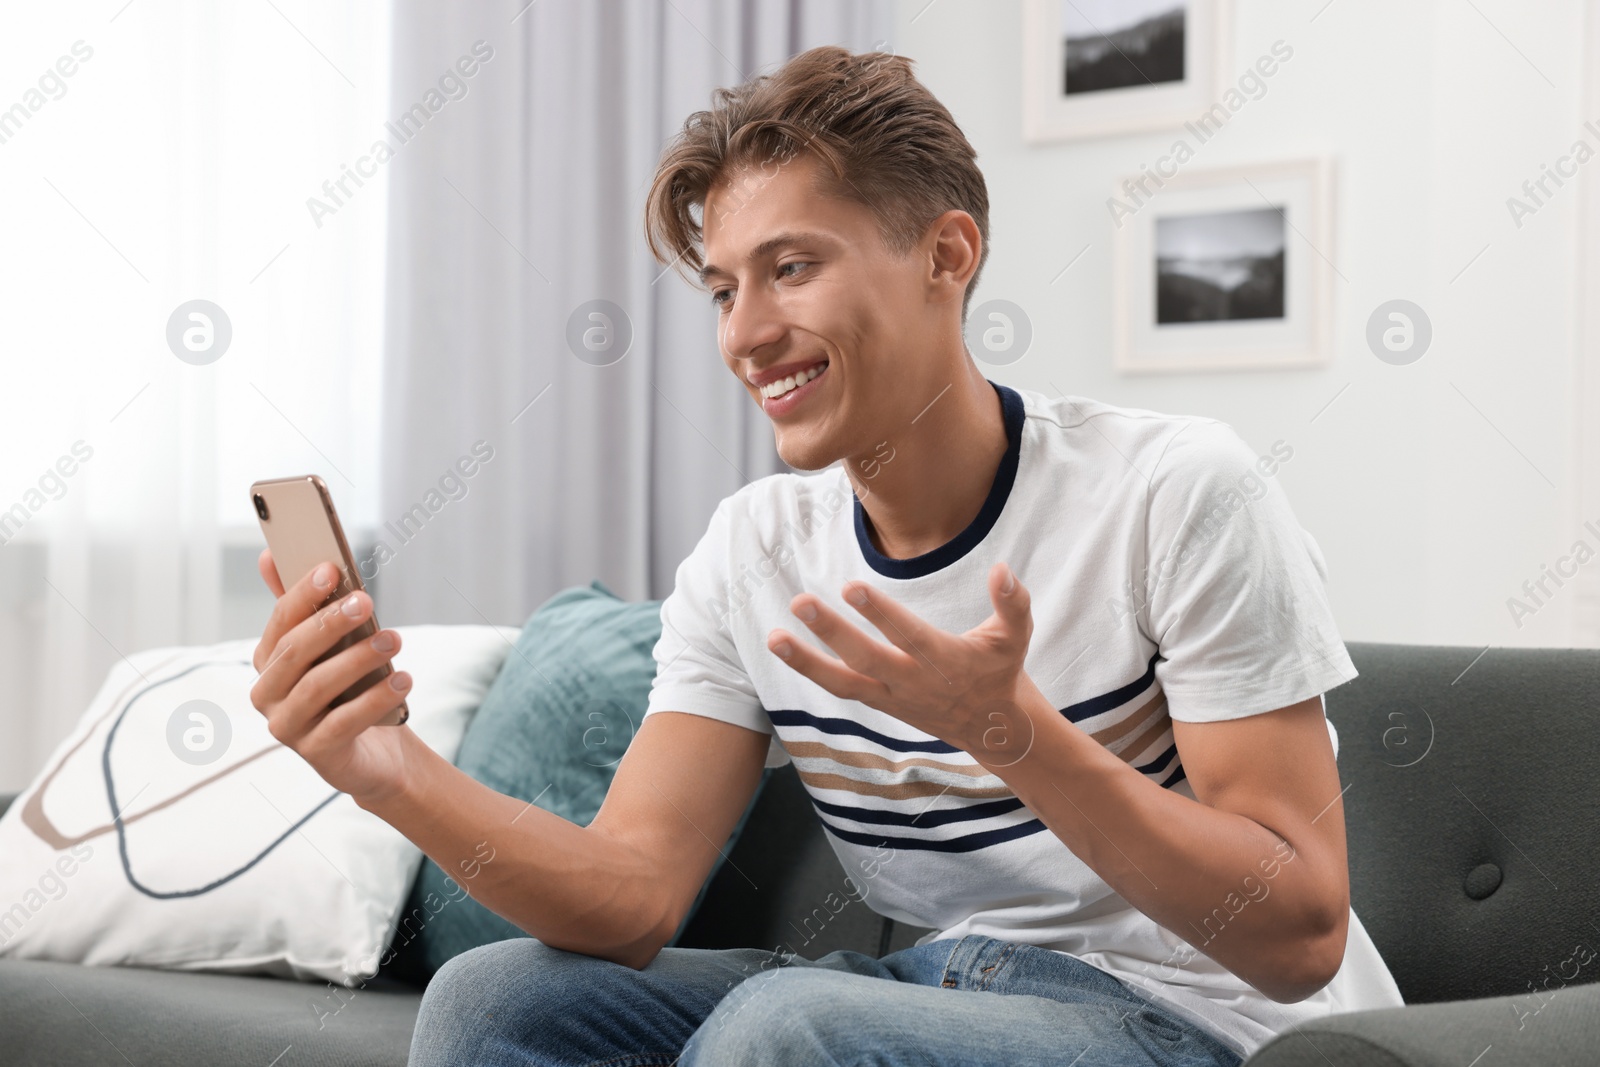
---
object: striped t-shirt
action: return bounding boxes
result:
[643,380,1403,1059]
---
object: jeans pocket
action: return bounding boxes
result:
[1119,1001,1244,1066]
[1126,1005,1187,1043]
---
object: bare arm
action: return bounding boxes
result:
[977,676,1349,1003]
[356,711,767,969]
[249,548,768,970]
[763,564,1351,1004]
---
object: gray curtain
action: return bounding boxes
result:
[376,0,895,625]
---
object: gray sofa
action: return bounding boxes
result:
[3,641,1598,1065]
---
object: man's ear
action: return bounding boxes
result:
[925,209,981,308]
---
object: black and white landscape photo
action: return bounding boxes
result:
[1062,0,1187,95]
[1154,206,1286,325]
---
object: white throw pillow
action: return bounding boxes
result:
[0,624,519,985]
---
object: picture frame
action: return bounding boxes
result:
[1112,158,1334,374]
[1023,0,1232,143]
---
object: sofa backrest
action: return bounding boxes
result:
[1332,642,1600,1004]
[682,643,1600,1006]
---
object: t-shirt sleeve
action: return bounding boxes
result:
[643,498,791,768]
[1142,421,1358,725]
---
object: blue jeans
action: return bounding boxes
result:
[408,933,1245,1066]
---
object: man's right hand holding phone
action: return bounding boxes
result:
[244,548,753,971]
[249,549,417,803]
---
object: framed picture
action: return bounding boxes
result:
[1112,158,1334,373]
[1023,0,1232,143]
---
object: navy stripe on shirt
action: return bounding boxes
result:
[812,762,1191,853]
[1061,651,1161,724]
[819,812,1051,853]
[766,651,1163,754]
[809,793,1029,829]
[1134,741,1179,777]
[767,708,963,754]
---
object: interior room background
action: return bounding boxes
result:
[2,0,1595,795]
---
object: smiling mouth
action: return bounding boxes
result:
[758,360,828,400]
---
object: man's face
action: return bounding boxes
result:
[699,152,937,471]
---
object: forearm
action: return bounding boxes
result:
[967,674,1344,1001]
[356,730,669,969]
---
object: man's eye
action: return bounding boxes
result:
[779,261,809,278]
[710,289,732,308]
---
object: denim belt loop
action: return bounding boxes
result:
[938,934,1019,991]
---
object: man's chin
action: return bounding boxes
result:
[774,433,840,473]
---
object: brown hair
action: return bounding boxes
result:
[644,45,990,320]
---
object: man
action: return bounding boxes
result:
[251,45,1402,1066]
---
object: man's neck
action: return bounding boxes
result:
[844,361,1009,561]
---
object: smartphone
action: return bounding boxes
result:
[249,474,408,726]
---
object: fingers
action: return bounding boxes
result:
[774,567,1032,704]
[258,548,286,598]
[837,580,941,668]
[787,592,908,678]
[767,627,884,704]
[252,586,373,707]
[302,667,413,758]
[252,560,342,673]
[262,626,404,746]
[986,562,1032,648]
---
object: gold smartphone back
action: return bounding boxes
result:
[249,474,408,726]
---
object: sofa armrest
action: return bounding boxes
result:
[0,794,15,819]
[1245,979,1600,1066]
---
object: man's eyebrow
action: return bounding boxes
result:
[697,231,836,285]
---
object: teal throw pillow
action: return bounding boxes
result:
[381,579,769,984]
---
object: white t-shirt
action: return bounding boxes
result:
[643,379,1404,1059]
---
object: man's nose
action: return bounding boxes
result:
[722,284,784,360]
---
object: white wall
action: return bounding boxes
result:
[896,0,1593,647]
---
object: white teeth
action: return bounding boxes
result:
[760,363,824,400]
